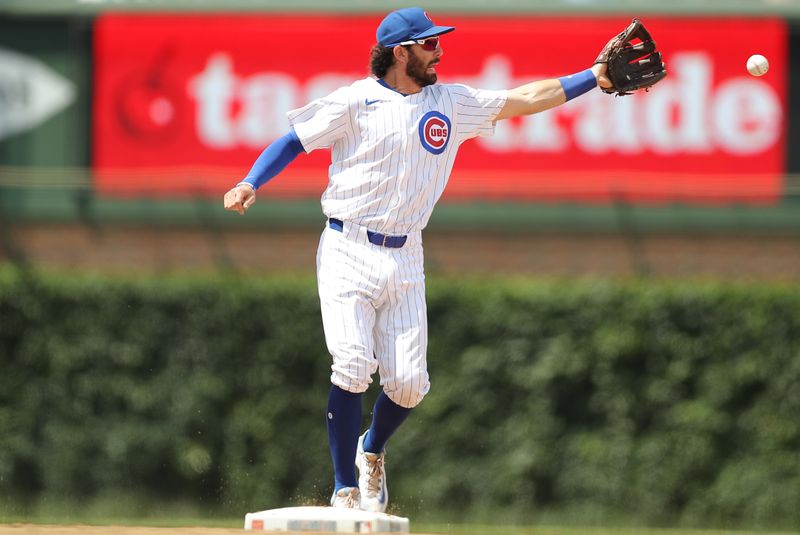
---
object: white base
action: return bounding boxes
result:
[244,506,410,533]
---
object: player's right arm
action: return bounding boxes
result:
[495,63,612,121]
[223,128,306,215]
[224,85,351,215]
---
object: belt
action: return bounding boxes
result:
[328,218,408,249]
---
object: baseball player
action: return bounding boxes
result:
[224,7,613,511]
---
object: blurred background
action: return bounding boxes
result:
[1,0,800,532]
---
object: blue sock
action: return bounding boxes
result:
[363,391,413,453]
[326,385,362,492]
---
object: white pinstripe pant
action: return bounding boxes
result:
[316,221,430,408]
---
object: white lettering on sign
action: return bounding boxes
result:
[0,47,76,142]
[187,51,782,156]
[188,53,299,148]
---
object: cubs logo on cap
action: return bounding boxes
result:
[377,7,455,47]
[418,111,451,155]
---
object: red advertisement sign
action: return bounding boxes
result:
[93,14,787,203]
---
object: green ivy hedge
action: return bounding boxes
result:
[1,268,799,529]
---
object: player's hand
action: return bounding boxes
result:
[591,63,613,91]
[223,184,256,215]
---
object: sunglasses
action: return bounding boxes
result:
[398,36,440,51]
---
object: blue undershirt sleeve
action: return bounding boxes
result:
[238,128,305,190]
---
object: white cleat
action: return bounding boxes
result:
[356,432,388,512]
[330,486,361,509]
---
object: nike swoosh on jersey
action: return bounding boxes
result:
[365,98,380,106]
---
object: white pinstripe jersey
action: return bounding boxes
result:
[287,77,507,236]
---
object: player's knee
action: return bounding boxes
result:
[383,376,430,408]
[329,350,377,394]
[330,371,371,394]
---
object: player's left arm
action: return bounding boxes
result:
[495,63,612,121]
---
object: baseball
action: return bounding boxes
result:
[747,54,769,76]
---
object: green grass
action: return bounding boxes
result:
[2,502,798,535]
[0,500,241,528]
[416,526,798,535]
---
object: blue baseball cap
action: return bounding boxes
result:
[377,7,455,47]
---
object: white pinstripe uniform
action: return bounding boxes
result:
[288,77,507,408]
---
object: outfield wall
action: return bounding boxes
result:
[1,7,799,232]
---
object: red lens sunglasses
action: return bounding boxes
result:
[399,36,440,51]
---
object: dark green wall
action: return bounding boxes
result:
[0,17,92,167]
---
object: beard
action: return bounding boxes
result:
[406,48,438,87]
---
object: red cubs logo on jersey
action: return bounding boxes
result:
[425,118,447,148]
[419,111,451,155]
